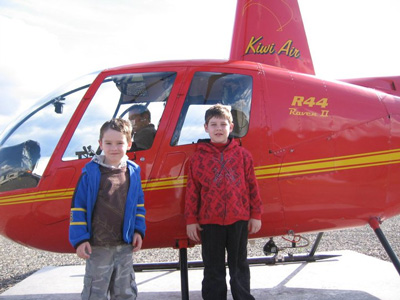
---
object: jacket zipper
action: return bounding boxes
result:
[220,152,228,225]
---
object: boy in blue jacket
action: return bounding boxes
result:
[69,118,146,300]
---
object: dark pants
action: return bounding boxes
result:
[200,221,254,300]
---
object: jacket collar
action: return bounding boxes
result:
[91,154,128,169]
[197,138,237,153]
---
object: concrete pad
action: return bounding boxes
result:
[1,250,400,299]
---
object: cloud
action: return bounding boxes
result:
[299,0,400,79]
[0,0,236,134]
[1,0,399,135]
[0,15,66,134]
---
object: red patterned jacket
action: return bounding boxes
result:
[184,139,263,226]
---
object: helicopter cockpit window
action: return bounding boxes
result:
[63,72,176,160]
[171,72,252,146]
[0,72,98,192]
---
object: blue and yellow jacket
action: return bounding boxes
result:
[69,160,146,248]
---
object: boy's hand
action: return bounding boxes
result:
[186,223,202,243]
[76,242,92,259]
[248,218,262,234]
[132,233,143,252]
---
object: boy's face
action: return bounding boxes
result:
[99,128,132,167]
[204,116,234,144]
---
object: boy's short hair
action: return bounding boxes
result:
[204,104,233,125]
[99,118,132,143]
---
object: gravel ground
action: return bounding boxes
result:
[1,215,400,294]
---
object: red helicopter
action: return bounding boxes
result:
[1,0,400,298]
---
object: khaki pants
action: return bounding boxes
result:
[81,244,137,300]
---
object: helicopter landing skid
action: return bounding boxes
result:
[134,233,338,300]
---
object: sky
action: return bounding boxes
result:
[1,0,400,135]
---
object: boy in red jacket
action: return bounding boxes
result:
[185,104,262,300]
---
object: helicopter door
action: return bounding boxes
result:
[142,71,254,229]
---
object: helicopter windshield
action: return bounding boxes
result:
[0,72,99,192]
